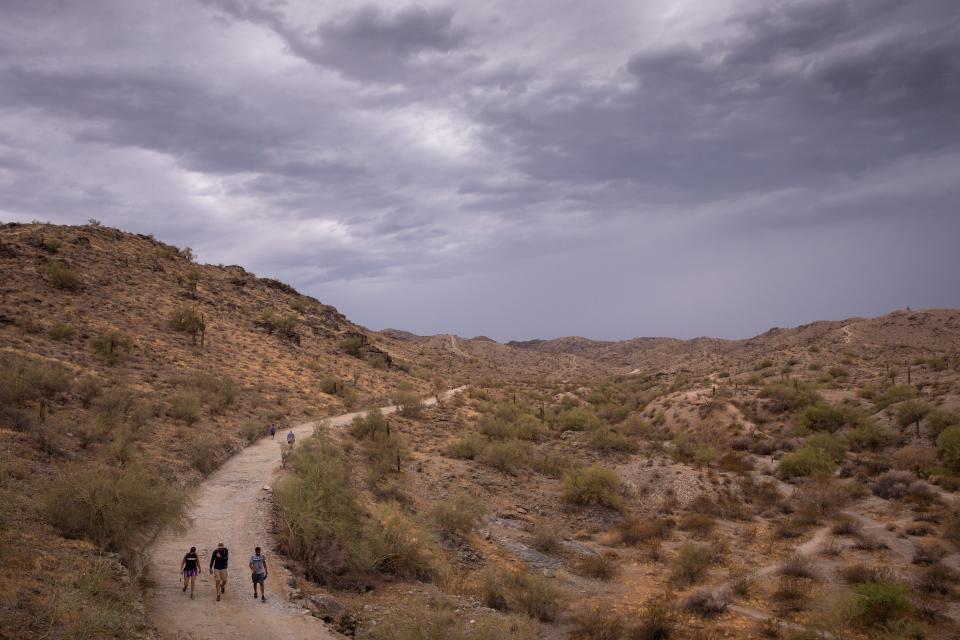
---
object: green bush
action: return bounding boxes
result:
[671,543,715,585]
[176,372,238,413]
[480,439,530,473]
[759,382,821,413]
[853,580,912,625]
[845,420,896,451]
[393,392,424,418]
[44,464,184,554]
[240,420,266,444]
[561,464,621,508]
[556,407,600,431]
[350,408,389,439]
[478,567,560,622]
[804,433,847,462]
[432,493,482,536]
[168,305,204,334]
[937,426,960,473]
[364,598,538,640]
[586,428,638,453]
[444,434,485,460]
[531,449,575,478]
[795,403,860,433]
[870,384,916,410]
[895,399,931,435]
[575,553,618,580]
[190,436,229,475]
[46,261,81,290]
[363,432,404,483]
[168,391,202,424]
[47,322,76,341]
[90,331,133,364]
[0,354,71,408]
[927,409,960,437]
[778,446,837,478]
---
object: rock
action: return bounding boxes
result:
[542,568,556,578]
[287,576,298,588]
[262,485,272,492]
[307,594,345,623]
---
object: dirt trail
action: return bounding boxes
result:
[145,390,462,640]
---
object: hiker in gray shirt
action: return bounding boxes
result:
[249,546,269,602]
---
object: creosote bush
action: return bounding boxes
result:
[759,381,820,413]
[364,598,538,640]
[90,331,133,364]
[575,553,618,580]
[168,305,204,335]
[778,446,836,479]
[477,566,560,622]
[561,464,621,508]
[43,463,185,555]
[432,493,482,536]
[671,543,715,585]
[168,391,202,424]
[853,580,912,625]
[46,260,81,290]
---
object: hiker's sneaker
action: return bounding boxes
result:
[261,595,266,602]
[182,585,187,593]
[190,593,194,600]
[216,594,221,602]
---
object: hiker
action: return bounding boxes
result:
[210,542,229,601]
[269,423,276,440]
[180,546,201,599]
[286,430,295,446]
[250,546,269,602]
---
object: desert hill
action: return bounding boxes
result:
[3,221,960,640]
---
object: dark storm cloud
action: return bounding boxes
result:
[1,0,958,340]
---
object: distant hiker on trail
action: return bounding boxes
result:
[250,546,269,602]
[286,430,295,446]
[210,542,229,601]
[269,423,276,440]
[180,546,201,599]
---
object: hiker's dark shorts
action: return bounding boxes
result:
[251,572,267,585]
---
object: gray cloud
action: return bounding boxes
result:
[1,0,958,340]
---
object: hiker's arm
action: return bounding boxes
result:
[209,552,215,571]
[263,557,268,576]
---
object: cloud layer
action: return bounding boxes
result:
[2,0,958,340]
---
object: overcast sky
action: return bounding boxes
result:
[1,1,958,341]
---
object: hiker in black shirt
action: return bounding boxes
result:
[180,546,201,599]
[210,542,229,601]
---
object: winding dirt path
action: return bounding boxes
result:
[145,390,462,640]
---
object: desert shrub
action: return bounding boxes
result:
[480,439,530,473]
[803,432,847,461]
[795,403,860,433]
[190,436,230,475]
[393,392,424,418]
[556,407,600,431]
[575,553,618,580]
[827,366,849,380]
[350,408,389,439]
[168,391,202,424]
[240,420,265,444]
[912,541,946,565]
[684,587,730,617]
[364,598,538,640]
[432,493,482,536]
[678,513,715,535]
[276,436,401,584]
[613,516,672,546]
[936,426,960,472]
[561,465,621,508]
[257,308,299,337]
[0,354,71,408]
[571,604,624,640]
[779,554,815,578]
[631,596,677,640]
[918,562,958,594]
[896,399,932,435]
[478,567,560,622]
[759,382,821,413]
[44,463,184,554]
[531,449,574,478]
[46,260,81,290]
[840,563,886,585]
[340,335,364,356]
[671,543,714,585]
[363,432,404,483]
[871,384,916,410]
[530,528,561,554]
[47,321,76,341]
[168,305,204,334]
[319,376,349,397]
[926,409,960,437]
[587,427,638,453]
[367,504,438,580]
[845,420,896,452]
[871,470,916,499]
[444,434,485,460]
[778,446,836,478]
[893,445,938,476]
[771,576,811,615]
[853,580,912,625]
[178,372,238,413]
[90,331,133,364]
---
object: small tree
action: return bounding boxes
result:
[168,305,205,345]
[896,399,931,438]
[937,426,960,473]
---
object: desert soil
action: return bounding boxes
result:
[145,392,455,640]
